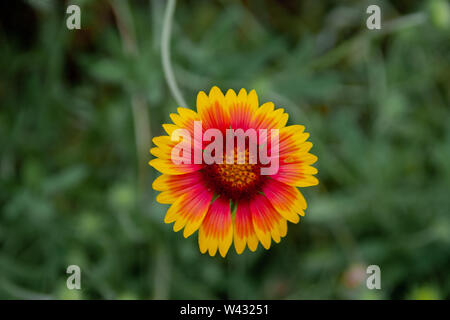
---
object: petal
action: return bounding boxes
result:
[198,197,233,257]
[152,174,171,191]
[283,152,318,165]
[275,125,311,158]
[169,107,201,137]
[197,86,230,132]
[153,171,208,204]
[249,194,287,250]
[149,131,203,174]
[227,88,259,130]
[156,191,177,204]
[234,201,259,254]
[150,138,196,163]
[250,102,288,131]
[162,124,178,136]
[149,158,201,175]
[164,184,213,238]
[272,161,319,187]
[262,179,307,223]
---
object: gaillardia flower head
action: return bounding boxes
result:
[149,87,318,257]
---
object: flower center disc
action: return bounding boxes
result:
[202,148,264,200]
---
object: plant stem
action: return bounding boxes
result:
[161,0,187,107]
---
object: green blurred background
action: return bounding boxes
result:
[1,0,449,299]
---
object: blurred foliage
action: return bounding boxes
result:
[0,0,449,299]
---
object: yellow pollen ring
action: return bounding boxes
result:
[213,148,258,189]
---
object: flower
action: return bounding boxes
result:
[149,86,318,257]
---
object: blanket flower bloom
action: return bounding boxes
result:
[149,87,318,257]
